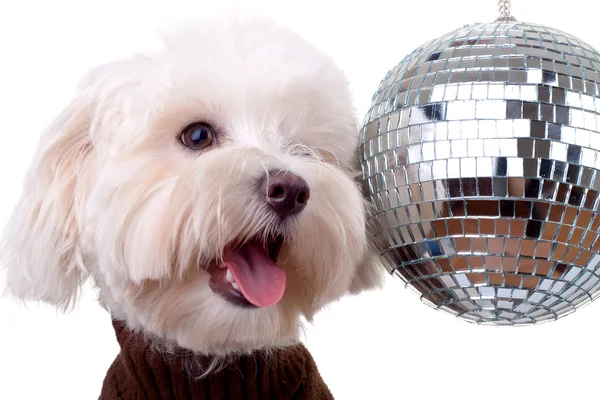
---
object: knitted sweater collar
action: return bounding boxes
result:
[99,319,334,400]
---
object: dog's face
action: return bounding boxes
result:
[1,17,381,354]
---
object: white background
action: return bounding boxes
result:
[1,1,599,399]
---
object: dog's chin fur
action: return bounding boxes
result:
[0,15,382,356]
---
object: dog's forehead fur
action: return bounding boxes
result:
[83,18,356,167]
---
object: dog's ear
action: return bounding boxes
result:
[349,244,385,294]
[349,208,386,293]
[349,168,386,293]
[1,94,94,310]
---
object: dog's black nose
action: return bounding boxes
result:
[262,171,310,218]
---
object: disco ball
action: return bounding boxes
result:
[359,20,600,325]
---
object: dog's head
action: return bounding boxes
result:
[1,17,382,354]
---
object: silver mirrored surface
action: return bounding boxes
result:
[359,21,600,325]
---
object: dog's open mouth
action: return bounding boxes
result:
[208,236,285,308]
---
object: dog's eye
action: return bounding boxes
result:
[180,123,216,150]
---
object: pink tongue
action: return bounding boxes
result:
[222,240,286,308]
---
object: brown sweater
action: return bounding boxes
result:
[99,319,334,400]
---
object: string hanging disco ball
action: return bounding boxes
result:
[359,13,600,325]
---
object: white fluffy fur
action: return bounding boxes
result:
[1,16,382,356]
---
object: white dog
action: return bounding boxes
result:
[1,15,381,399]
